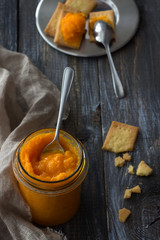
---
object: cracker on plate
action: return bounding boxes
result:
[88,10,115,42]
[65,0,97,15]
[102,121,139,153]
[54,9,86,49]
[44,2,75,38]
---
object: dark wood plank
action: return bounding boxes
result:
[0,0,18,51]
[100,0,160,239]
[18,1,108,239]
[63,56,108,239]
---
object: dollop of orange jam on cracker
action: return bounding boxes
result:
[20,133,80,182]
[60,13,86,43]
[89,16,113,30]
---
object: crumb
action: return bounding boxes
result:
[124,185,141,199]
[136,161,153,176]
[124,189,132,199]
[115,156,125,167]
[123,153,131,161]
[128,165,135,174]
[119,208,131,223]
[102,121,139,153]
[131,185,141,193]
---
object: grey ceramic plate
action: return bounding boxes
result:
[35,0,139,57]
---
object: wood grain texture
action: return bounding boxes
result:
[1,0,160,239]
[0,0,18,51]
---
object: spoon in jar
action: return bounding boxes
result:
[41,67,74,154]
[93,20,125,98]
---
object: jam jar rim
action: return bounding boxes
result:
[12,138,89,195]
[17,128,83,185]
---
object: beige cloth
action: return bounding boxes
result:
[0,46,68,240]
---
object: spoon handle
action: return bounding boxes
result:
[105,44,125,98]
[54,67,74,141]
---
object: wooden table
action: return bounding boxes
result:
[1,0,160,239]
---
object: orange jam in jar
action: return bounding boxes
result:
[60,13,86,44]
[12,129,89,226]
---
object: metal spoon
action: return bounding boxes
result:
[93,20,125,98]
[41,67,74,154]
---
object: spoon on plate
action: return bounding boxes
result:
[93,20,125,98]
[41,67,74,155]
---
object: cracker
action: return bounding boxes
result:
[65,0,97,15]
[88,10,115,42]
[44,3,75,38]
[54,9,86,49]
[102,121,139,153]
[45,2,64,37]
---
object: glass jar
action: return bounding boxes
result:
[12,129,89,226]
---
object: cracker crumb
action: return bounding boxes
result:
[123,153,131,161]
[128,165,135,174]
[124,185,141,199]
[119,208,131,223]
[131,185,141,193]
[115,156,125,167]
[136,161,153,176]
[124,189,132,199]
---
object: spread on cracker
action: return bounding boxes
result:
[102,121,139,153]
[136,161,153,176]
[54,9,86,49]
[119,208,131,223]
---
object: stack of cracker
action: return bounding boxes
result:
[44,0,116,49]
[45,0,97,49]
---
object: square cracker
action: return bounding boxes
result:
[54,9,86,49]
[44,2,75,38]
[65,0,97,15]
[102,121,139,153]
[89,10,115,42]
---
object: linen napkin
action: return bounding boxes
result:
[0,46,68,240]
